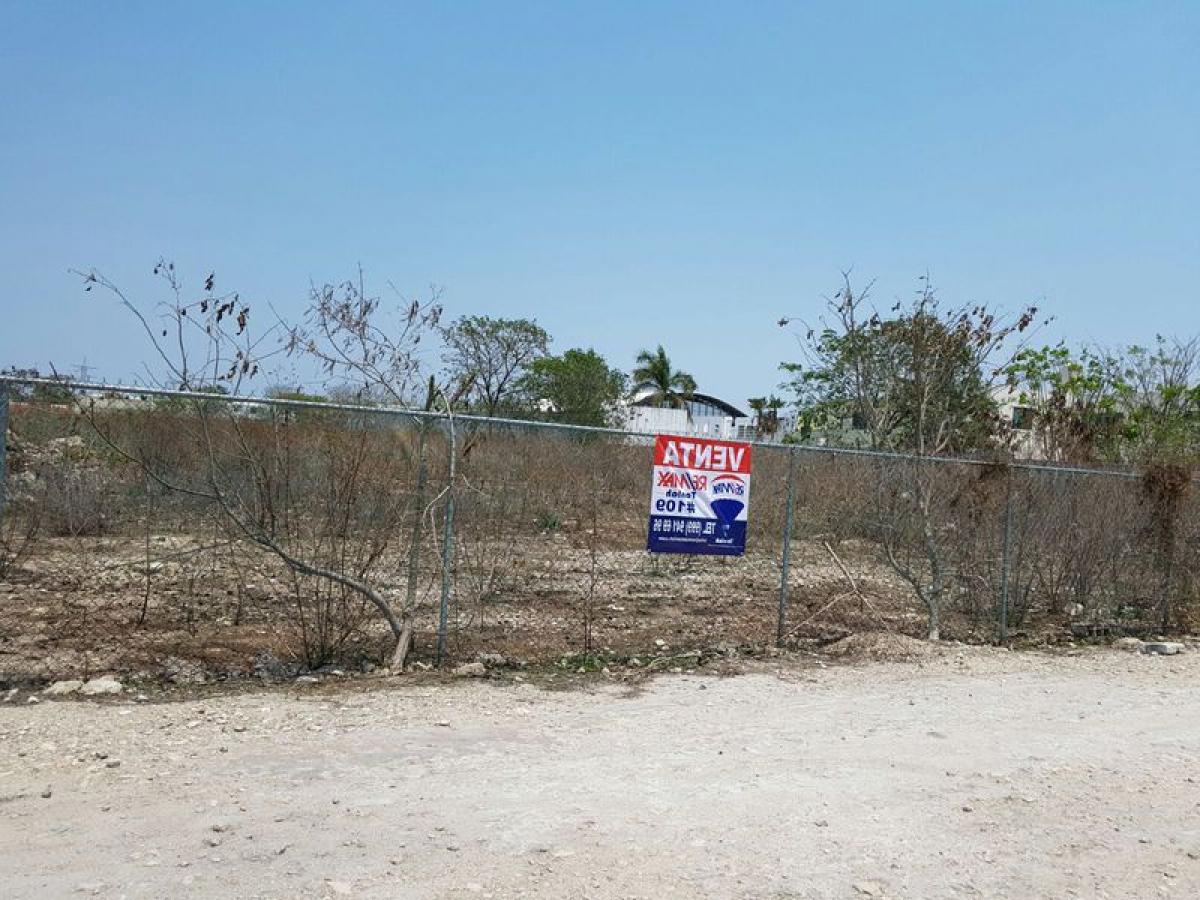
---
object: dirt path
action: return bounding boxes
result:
[2,647,1199,899]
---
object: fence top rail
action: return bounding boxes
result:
[0,375,1149,480]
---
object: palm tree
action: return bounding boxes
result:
[747,396,766,435]
[748,394,785,439]
[633,345,697,409]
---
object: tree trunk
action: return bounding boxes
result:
[926,606,941,641]
[389,618,414,673]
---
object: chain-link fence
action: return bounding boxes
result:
[1,378,1196,681]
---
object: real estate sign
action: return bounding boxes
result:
[647,435,752,556]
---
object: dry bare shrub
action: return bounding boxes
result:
[797,452,879,543]
[1142,463,1194,630]
[37,463,113,537]
[1176,490,1200,630]
[746,446,792,541]
[223,411,425,667]
[0,506,39,581]
[78,400,435,668]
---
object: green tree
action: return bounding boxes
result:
[780,274,1039,640]
[518,348,628,428]
[442,316,549,417]
[1006,337,1200,465]
[747,395,785,439]
[632,345,696,410]
[1004,344,1128,462]
[779,275,1034,454]
[1118,336,1200,464]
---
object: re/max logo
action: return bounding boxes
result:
[713,479,745,496]
[656,470,708,490]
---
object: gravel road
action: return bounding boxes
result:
[2,647,1199,899]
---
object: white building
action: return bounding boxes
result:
[623,392,786,442]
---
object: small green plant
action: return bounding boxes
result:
[535,510,562,532]
[557,650,615,672]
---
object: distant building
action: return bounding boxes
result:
[624,391,788,442]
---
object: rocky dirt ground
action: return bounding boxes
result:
[2,641,1199,899]
[0,530,935,683]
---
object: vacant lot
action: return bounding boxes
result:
[2,644,1198,899]
[6,407,1195,686]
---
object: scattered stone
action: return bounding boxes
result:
[1114,637,1144,652]
[1142,642,1184,656]
[294,675,320,684]
[853,882,884,897]
[79,677,123,696]
[105,760,121,769]
[435,720,451,727]
[26,695,39,705]
[1,687,17,703]
[476,652,507,668]
[40,787,52,799]
[253,650,299,679]
[453,662,487,678]
[43,680,84,696]
[162,656,208,685]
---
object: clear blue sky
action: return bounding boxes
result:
[2,1,1197,407]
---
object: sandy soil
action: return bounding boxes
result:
[2,645,1199,899]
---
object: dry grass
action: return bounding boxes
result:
[1,402,1195,682]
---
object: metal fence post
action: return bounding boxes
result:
[0,381,8,525]
[998,469,1015,644]
[436,489,455,666]
[777,446,797,647]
